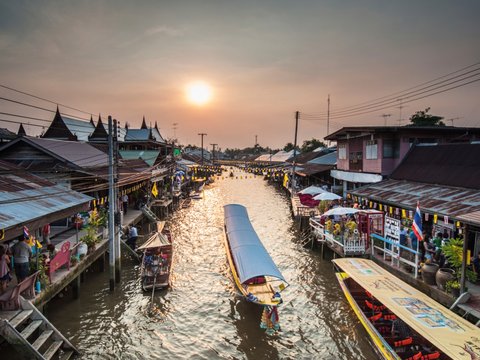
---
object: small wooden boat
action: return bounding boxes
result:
[224,204,288,332]
[333,258,480,360]
[138,224,173,291]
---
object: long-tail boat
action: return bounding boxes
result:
[138,223,173,291]
[223,204,288,332]
[333,258,480,360]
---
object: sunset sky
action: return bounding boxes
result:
[0,1,479,149]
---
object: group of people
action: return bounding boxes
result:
[0,236,33,293]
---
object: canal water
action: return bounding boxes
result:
[46,170,376,359]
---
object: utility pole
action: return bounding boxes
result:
[107,116,116,291]
[210,143,218,166]
[396,99,406,125]
[172,122,178,142]
[198,133,207,165]
[291,111,299,198]
[255,135,258,148]
[327,94,330,139]
[114,119,121,284]
[381,113,392,126]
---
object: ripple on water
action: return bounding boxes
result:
[45,172,376,359]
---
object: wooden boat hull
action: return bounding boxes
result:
[223,231,280,306]
[336,272,399,360]
[140,231,173,292]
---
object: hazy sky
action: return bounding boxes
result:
[1,0,479,149]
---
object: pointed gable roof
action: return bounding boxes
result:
[141,116,148,129]
[90,115,95,126]
[88,115,109,141]
[42,107,94,142]
[17,123,26,137]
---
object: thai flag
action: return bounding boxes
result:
[23,226,30,239]
[412,203,423,241]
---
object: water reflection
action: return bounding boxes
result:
[45,172,376,359]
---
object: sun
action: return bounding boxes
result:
[186,81,212,106]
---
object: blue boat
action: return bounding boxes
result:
[223,204,288,306]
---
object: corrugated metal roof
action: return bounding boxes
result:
[307,151,337,165]
[119,150,160,166]
[270,150,295,162]
[295,164,334,176]
[0,185,93,230]
[125,129,151,141]
[63,117,95,142]
[391,143,480,189]
[151,128,166,143]
[349,179,480,224]
[457,210,480,226]
[27,137,108,168]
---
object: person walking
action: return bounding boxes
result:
[122,194,129,215]
[0,245,12,293]
[12,236,32,283]
[42,223,51,245]
[127,225,138,250]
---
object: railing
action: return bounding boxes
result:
[309,218,367,256]
[370,233,419,279]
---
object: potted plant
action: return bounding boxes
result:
[440,237,476,290]
[70,254,79,266]
[445,279,461,298]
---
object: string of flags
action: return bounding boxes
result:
[347,193,463,230]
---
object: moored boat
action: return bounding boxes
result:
[138,224,173,291]
[333,258,480,360]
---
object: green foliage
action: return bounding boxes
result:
[409,107,445,126]
[301,138,327,153]
[442,237,477,282]
[442,237,463,269]
[445,279,460,292]
[80,210,100,248]
[283,142,301,153]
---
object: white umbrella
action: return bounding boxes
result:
[313,192,342,201]
[323,207,359,216]
[298,185,327,195]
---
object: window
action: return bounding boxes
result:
[366,140,378,159]
[338,144,347,160]
[383,139,400,158]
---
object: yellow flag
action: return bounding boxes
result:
[151,182,158,197]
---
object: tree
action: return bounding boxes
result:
[283,142,300,153]
[409,107,445,126]
[301,138,327,153]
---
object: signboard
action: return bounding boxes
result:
[384,215,401,259]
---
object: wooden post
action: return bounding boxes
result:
[460,224,469,294]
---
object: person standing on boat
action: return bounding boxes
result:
[127,225,138,250]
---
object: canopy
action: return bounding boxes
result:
[313,192,342,201]
[224,204,287,285]
[297,185,327,195]
[323,207,359,216]
[137,231,170,250]
[333,258,480,360]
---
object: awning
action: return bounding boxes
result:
[349,179,480,226]
[295,164,333,176]
[224,204,287,284]
[331,169,383,183]
[1,185,93,241]
[333,258,480,360]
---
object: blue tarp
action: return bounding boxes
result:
[224,204,287,285]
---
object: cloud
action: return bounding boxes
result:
[145,25,183,37]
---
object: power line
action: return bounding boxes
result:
[300,72,480,121]
[304,61,480,116]
[0,84,94,116]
